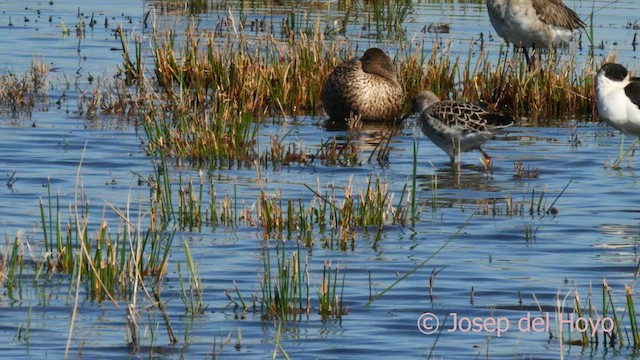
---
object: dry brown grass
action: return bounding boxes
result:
[0,60,50,117]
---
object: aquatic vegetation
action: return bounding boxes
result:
[625,284,639,347]
[454,44,593,122]
[513,162,540,179]
[78,76,147,118]
[315,136,361,167]
[118,12,599,168]
[1,233,26,300]
[178,242,205,314]
[367,0,413,38]
[37,172,173,302]
[254,166,412,247]
[0,60,50,117]
[116,25,144,86]
[4,1,640,358]
[318,260,346,318]
[150,15,339,118]
[260,242,310,321]
[556,280,637,348]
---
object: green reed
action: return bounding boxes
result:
[318,260,345,319]
[15,301,32,341]
[224,281,248,312]
[152,160,249,229]
[149,154,174,223]
[3,233,25,300]
[221,164,415,249]
[178,241,205,314]
[140,85,259,167]
[367,0,412,38]
[557,280,640,349]
[626,285,639,347]
[77,75,147,118]
[524,222,538,242]
[260,130,309,171]
[116,25,144,86]
[602,279,624,346]
[36,162,174,301]
[573,290,590,346]
[177,172,204,231]
[260,241,309,321]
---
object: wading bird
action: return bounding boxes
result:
[595,62,640,168]
[485,0,585,66]
[412,90,514,170]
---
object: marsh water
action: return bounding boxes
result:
[2,0,640,358]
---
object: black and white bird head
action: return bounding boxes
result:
[595,63,640,136]
[597,63,630,87]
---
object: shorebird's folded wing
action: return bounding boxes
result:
[624,81,640,109]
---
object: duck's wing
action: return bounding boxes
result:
[323,58,360,89]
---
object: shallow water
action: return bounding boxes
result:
[2,0,640,359]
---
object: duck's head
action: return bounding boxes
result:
[360,48,396,78]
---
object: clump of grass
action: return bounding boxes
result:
[318,260,346,318]
[477,181,570,218]
[401,38,594,121]
[77,76,148,119]
[604,137,640,170]
[0,59,50,117]
[304,174,413,248]
[513,162,540,179]
[314,136,360,167]
[260,242,348,321]
[1,233,26,300]
[177,173,204,231]
[253,163,413,247]
[365,126,399,166]
[116,25,144,85]
[350,174,400,227]
[365,0,413,39]
[463,46,592,121]
[224,281,249,314]
[556,280,636,348]
[151,0,211,15]
[141,89,259,167]
[403,38,457,101]
[260,131,310,170]
[37,167,174,302]
[524,222,538,242]
[260,242,310,321]
[150,15,342,119]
